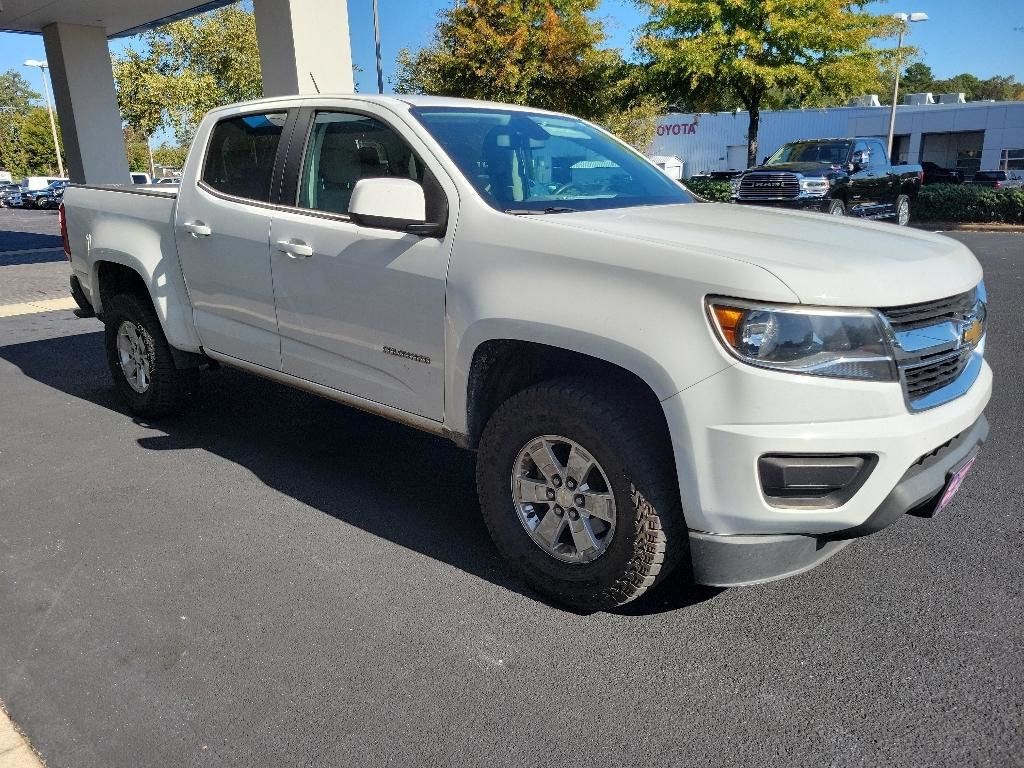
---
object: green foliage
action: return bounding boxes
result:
[152,144,188,170]
[894,63,1024,103]
[113,3,262,147]
[913,185,1024,224]
[394,0,661,145]
[1,105,65,177]
[396,0,616,119]
[683,177,731,201]
[638,1,903,166]
[0,70,45,177]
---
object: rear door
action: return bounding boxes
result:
[266,104,453,420]
[174,109,293,370]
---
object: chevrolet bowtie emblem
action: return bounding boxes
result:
[962,317,984,346]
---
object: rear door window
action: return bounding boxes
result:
[202,112,288,202]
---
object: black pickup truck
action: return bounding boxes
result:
[730,137,923,225]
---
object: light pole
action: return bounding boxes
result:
[886,12,928,160]
[23,59,65,178]
[372,0,384,94]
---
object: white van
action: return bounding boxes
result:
[21,176,68,192]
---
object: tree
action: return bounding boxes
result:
[899,62,934,96]
[0,70,41,176]
[152,144,188,170]
[16,107,66,176]
[113,3,262,147]
[396,0,618,119]
[638,0,902,167]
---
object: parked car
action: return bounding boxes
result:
[969,170,1024,189]
[130,172,153,185]
[0,182,23,208]
[20,175,67,194]
[61,95,991,612]
[156,177,182,185]
[921,161,964,185]
[730,137,923,224]
[24,180,67,209]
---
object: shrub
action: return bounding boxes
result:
[684,177,732,202]
[913,184,1024,223]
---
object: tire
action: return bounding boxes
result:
[826,198,846,216]
[476,377,686,612]
[103,293,197,418]
[894,194,911,226]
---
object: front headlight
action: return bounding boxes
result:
[799,177,830,196]
[707,298,896,381]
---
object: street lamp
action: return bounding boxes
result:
[886,12,929,160]
[372,0,384,94]
[23,58,65,178]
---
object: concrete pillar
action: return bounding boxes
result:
[253,0,355,97]
[41,23,130,185]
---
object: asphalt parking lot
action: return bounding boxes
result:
[0,207,1021,767]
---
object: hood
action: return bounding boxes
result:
[747,162,842,176]
[537,203,982,307]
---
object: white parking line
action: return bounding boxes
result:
[0,705,44,767]
[0,297,76,318]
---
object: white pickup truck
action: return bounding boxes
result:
[61,95,992,612]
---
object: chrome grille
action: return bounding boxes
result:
[879,288,984,410]
[882,289,976,331]
[737,172,799,200]
[902,349,972,399]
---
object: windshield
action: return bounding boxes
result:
[767,141,852,165]
[411,106,693,213]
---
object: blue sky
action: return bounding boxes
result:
[3,0,1022,103]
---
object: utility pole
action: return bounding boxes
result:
[23,59,65,178]
[372,0,385,94]
[886,12,929,160]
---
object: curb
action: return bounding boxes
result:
[910,221,1024,232]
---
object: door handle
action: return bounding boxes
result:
[274,239,314,258]
[181,221,212,237]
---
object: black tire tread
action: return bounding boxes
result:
[476,376,685,611]
[103,293,196,418]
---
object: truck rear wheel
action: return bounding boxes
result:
[476,377,685,612]
[103,293,196,418]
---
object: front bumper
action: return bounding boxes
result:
[732,196,831,211]
[688,414,988,586]
[662,356,993,586]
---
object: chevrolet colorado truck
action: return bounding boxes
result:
[61,95,991,612]
[731,137,923,224]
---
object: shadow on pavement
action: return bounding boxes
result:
[0,329,718,616]
[0,227,62,259]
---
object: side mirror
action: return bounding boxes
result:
[349,177,434,234]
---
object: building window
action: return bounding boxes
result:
[1001,148,1024,171]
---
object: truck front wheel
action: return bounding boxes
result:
[103,293,196,418]
[476,377,685,612]
[826,199,846,216]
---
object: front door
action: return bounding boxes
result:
[268,107,452,420]
[174,110,290,369]
[846,140,880,213]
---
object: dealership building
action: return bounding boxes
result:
[648,96,1024,179]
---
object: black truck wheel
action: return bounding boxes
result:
[476,377,686,612]
[103,293,197,418]
[826,199,846,216]
[895,194,911,226]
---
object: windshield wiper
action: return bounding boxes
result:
[503,206,580,215]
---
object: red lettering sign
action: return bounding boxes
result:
[657,122,697,136]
